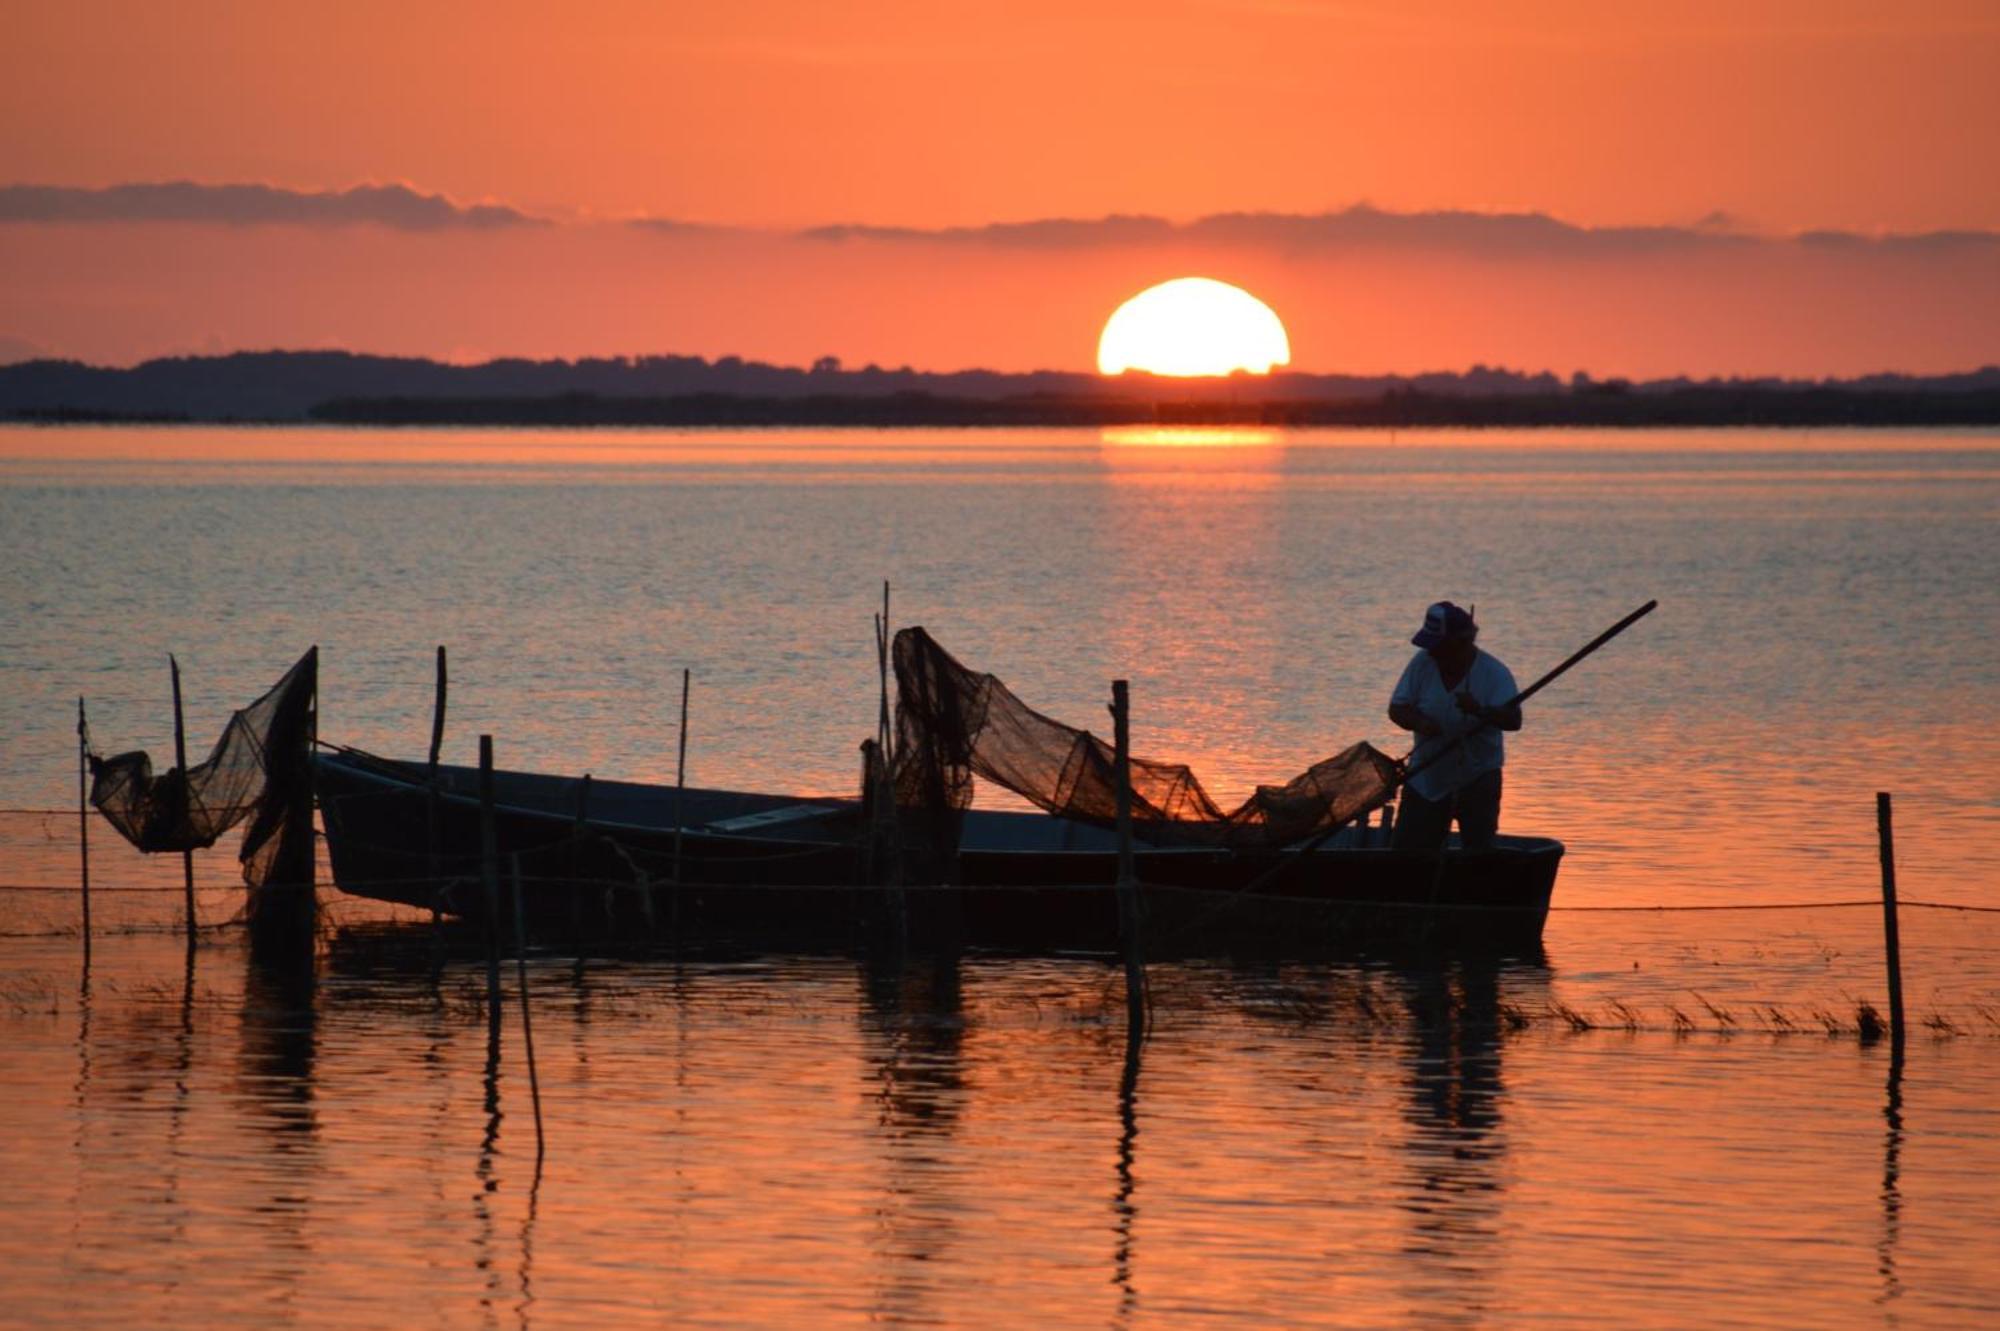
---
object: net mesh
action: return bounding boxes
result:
[886,627,1399,856]
[85,650,319,911]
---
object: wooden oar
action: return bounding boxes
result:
[1244,598,1658,891]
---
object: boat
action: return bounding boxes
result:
[313,745,1563,955]
[89,614,1659,957]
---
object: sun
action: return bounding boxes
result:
[1097,277,1291,377]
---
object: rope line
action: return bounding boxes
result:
[2,873,1997,914]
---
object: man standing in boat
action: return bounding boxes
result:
[1387,601,1521,851]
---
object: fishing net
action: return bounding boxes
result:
[886,627,1399,859]
[85,649,319,914]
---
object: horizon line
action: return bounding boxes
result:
[6,345,1998,386]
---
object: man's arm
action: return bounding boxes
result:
[1389,702,1442,737]
[1453,693,1522,731]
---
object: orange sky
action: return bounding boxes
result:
[3,1,1998,373]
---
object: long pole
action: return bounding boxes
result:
[1398,598,1660,794]
[1111,680,1146,1036]
[1876,792,1906,1055]
[1262,599,1661,889]
[77,697,92,963]
[877,580,908,928]
[428,646,449,769]
[170,655,196,953]
[479,734,501,1012]
[427,646,448,915]
[672,668,690,887]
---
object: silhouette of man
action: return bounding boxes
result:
[1387,601,1521,850]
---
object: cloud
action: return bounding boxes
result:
[0,181,541,229]
[799,203,2000,259]
[623,216,731,236]
[801,214,1179,247]
[1795,228,2000,254]
[13,185,1993,262]
[0,333,44,365]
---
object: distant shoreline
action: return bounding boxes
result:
[13,389,2000,430]
[6,350,1999,428]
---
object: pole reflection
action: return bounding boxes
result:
[1112,994,1144,1323]
[1878,1049,1905,1306]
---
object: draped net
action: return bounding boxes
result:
[85,649,318,904]
[887,627,1398,856]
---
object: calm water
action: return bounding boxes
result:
[2,424,1998,1326]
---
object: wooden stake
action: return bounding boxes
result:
[569,773,591,937]
[428,646,449,768]
[510,852,547,1169]
[877,581,908,928]
[426,647,448,909]
[170,655,196,953]
[479,735,501,1011]
[77,697,91,963]
[672,668,690,887]
[1110,680,1147,1036]
[1876,792,1906,1055]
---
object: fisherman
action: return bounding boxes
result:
[1387,601,1521,850]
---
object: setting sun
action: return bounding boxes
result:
[1097,277,1291,377]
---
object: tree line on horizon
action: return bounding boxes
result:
[3,349,1998,426]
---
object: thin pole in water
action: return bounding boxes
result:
[77,696,91,963]
[673,668,690,889]
[1111,679,1147,1037]
[479,735,501,1011]
[428,646,449,769]
[426,647,448,897]
[876,580,907,932]
[1876,792,1907,1056]
[170,655,195,954]
[510,852,547,1170]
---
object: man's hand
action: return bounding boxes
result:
[1456,694,1523,732]
[1388,702,1444,738]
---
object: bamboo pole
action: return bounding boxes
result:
[672,669,690,887]
[76,697,91,963]
[1110,680,1147,1036]
[170,655,196,953]
[510,852,547,1169]
[570,773,591,937]
[1876,792,1907,1055]
[479,735,501,1011]
[428,646,449,768]
[426,647,447,911]
[877,580,908,931]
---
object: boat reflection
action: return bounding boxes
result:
[297,927,1552,1324]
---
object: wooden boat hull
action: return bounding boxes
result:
[313,750,1562,955]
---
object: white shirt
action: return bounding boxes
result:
[1389,648,1520,801]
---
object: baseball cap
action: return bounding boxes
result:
[1411,601,1477,649]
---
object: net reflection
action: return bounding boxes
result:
[233,951,319,1310]
[858,948,968,1325]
